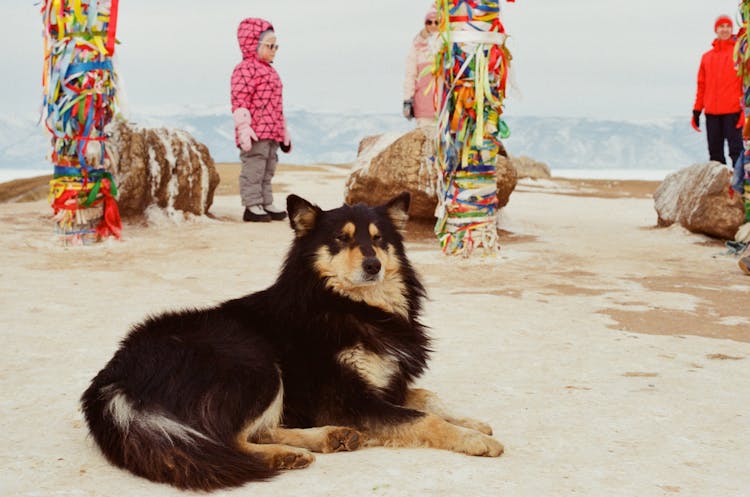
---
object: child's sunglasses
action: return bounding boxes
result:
[425,20,439,26]
[261,43,279,50]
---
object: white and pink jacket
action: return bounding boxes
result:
[230,18,285,145]
[403,29,438,119]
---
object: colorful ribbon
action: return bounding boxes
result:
[41,0,122,244]
[433,0,513,256]
[736,2,750,222]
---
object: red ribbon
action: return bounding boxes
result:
[96,178,122,239]
[50,189,81,211]
[106,0,120,56]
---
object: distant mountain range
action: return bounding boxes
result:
[0,106,708,174]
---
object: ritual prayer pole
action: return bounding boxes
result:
[737,1,750,222]
[433,0,514,257]
[41,0,122,245]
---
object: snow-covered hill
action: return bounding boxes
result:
[503,116,707,170]
[0,106,709,177]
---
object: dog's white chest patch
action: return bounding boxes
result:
[337,345,398,391]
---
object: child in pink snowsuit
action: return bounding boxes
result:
[231,17,291,222]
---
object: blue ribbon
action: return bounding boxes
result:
[54,166,110,178]
[66,60,113,77]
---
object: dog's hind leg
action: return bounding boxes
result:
[231,372,315,471]
[404,388,493,435]
[257,426,362,453]
[364,412,503,457]
[233,407,316,470]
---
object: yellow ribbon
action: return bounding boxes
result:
[474,49,486,148]
[53,0,63,40]
[73,0,84,25]
[92,35,107,55]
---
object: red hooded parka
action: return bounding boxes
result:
[693,37,742,115]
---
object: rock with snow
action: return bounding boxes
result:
[345,127,439,219]
[508,154,551,179]
[345,127,516,220]
[107,120,220,218]
[653,162,745,240]
[736,222,750,243]
[356,134,386,156]
[496,153,518,209]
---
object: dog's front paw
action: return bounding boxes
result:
[453,417,493,435]
[323,427,362,453]
[460,432,504,457]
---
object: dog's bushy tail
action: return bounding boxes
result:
[81,383,277,491]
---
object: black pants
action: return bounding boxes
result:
[705,112,743,166]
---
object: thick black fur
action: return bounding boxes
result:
[81,192,432,490]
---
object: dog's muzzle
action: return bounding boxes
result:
[362,256,382,280]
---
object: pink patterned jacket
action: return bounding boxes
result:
[230,18,285,145]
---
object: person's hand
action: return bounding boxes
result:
[737,112,745,130]
[280,128,292,153]
[233,108,258,152]
[237,125,258,152]
[692,110,701,132]
[403,100,414,120]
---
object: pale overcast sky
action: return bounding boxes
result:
[1,1,743,120]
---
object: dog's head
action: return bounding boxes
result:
[286,192,413,316]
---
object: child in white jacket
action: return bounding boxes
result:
[403,6,440,127]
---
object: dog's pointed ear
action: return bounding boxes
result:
[383,192,410,231]
[287,194,321,237]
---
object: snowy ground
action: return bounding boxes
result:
[0,164,748,497]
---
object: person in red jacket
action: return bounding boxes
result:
[692,15,743,167]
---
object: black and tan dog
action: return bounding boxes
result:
[81,193,503,491]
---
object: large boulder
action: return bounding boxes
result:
[495,154,518,209]
[510,155,551,179]
[654,162,745,239]
[345,128,516,220]
[345,128,439,219]
[0,121,220,219]
[107,120,220,218]
[737,222,750,243]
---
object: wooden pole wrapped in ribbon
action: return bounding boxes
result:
[41,0,122,245]
[737,1,750,222]
[433,0,514,257]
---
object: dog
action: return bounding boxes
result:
[81,192,503,491]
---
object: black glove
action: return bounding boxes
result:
[692,110,701,131]
[403,100,414,120]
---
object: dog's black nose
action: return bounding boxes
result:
[362,257,381,275]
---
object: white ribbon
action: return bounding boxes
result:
[449,30,507,46]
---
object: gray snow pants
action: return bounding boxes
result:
[239,139,279,207]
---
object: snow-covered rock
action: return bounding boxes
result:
[345,127,439,219]
[345,127,517,220]
[653,162,745,240]
[507,154,551,179]
[108,120,220,218]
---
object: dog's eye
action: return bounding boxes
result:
[372,234,382,242]
[336,233,351,243]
